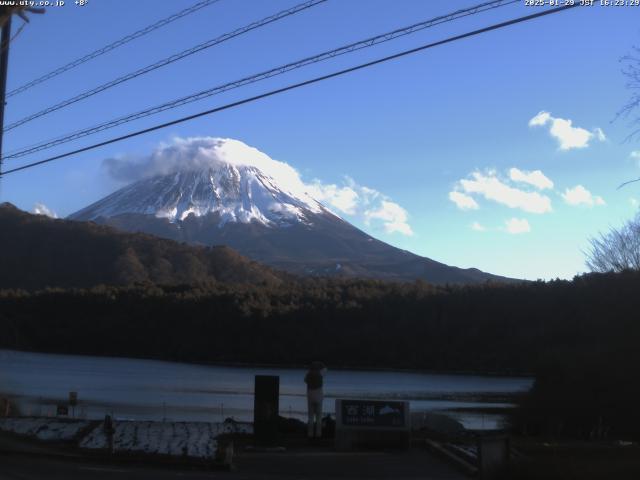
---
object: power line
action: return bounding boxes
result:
[3,0,328,133]
[617,178,640,190]
[0,4,579,177]
[4,0,518,160]
[6,0,223,99]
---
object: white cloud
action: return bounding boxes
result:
[508,168,554,190]
[457,171,552,214]
[631,151,640,159]
[529,111,605,150]
[33,203,57,218]
[307,181,360,215]
[309,177,412,236]
[448,191,479,210]
[630,197,639,208]
[365,200,413,236]
[528,111,551,127]
[561,185,605,207]
[471,221,486,232]
[103,137,414,236]
[104,137,311,198]
[504,217,531,234]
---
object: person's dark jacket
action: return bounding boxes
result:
[305,370,323,390]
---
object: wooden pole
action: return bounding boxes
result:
[0,15,12,179]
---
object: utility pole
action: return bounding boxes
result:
[0,15,11,180]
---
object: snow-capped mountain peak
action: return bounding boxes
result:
[70,139,330,227]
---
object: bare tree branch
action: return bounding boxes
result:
[617,45,640,141]
[586,214,640,272]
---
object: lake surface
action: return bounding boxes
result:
[0,349,532,430]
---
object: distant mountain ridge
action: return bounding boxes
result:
[0,202,283,290]
[69,138,513,285]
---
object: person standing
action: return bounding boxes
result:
[304,361,326,439]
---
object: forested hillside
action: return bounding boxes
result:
[0,203,284,289]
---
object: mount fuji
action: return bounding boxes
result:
[69,138,510,284]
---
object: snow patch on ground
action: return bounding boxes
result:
[0,417,91,442]
[79,420,252,459]
[0,416,252,459]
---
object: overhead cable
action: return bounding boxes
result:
[6,0,224,98]
[1,4,579,177]
[4,0,517,159]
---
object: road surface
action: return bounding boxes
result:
[0,450,466,479]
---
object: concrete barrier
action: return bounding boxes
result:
[478,434,509,479]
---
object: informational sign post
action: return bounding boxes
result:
[335,399,410,451]
[253,375,280,446]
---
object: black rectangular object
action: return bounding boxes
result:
[253,375,279,444]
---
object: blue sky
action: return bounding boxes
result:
[1,0,639,280]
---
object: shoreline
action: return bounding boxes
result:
[0,348,534,379]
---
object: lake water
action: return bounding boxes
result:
[0,349,532,430]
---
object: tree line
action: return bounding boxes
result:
[2,271,640,437]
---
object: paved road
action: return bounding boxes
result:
[0,454,227,480]
[0,449,466,480]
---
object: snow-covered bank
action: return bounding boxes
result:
[0,417,252,460]
[80,420,251,458]
[0,417,92,442]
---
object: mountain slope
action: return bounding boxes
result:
[87,209,507,283]
[0,202,284,290]
[69,138,513,284]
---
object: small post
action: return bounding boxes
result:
[478,434,510,479]
[104,414,115,454]
[69,391,78,419]
[214,438,234,469]
[224,440,234,467]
